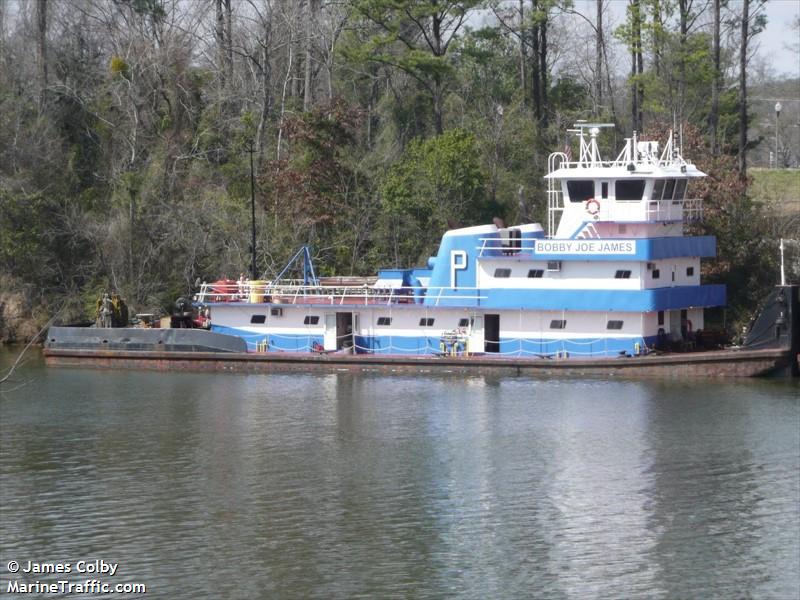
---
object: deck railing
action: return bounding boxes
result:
[194,281,486,306]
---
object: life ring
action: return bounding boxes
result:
[585,198,601,215]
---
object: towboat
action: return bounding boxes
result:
[45,125,799,377]
[202,124,723,358]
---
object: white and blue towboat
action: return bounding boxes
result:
[199,124,726,359]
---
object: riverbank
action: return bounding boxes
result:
[0,284,40,344]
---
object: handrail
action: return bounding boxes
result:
[194,281,487,305]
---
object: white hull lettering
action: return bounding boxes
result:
[535,240,636,255]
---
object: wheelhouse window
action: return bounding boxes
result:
[663,179,676,201]
[652,179,665,201]
[673,179,687,201]
[527,269,544,278]
[615,179,646,201]
[658,311,665,325]
[550,319,567,329]
[686,266,694,276]
[458,318,470,327]
[607,320,624,330]
[250,314,266,324]
[303,316,319,325]
[419,318,435,327]
[377,317,392,326]
[652,269,661,279]
[567,180,594,202]
[614,270,632,279]
[494,268,512,278]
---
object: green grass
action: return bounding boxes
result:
[749,169,800,214]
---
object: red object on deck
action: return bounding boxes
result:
[210,279,238,302]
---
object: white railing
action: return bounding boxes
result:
[194,281,486,306]
[476,237,538,257]
[642,197,703,222]
[547,152,567,238]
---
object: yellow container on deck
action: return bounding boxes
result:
[249,280,267,303]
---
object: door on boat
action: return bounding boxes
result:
[484,314,500,353]
[668,310,681,342]
[468,315,484,354]
[351,313,360,352]
[324,314,337,350]
[336,312,354,350]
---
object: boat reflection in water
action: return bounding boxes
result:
[1,355,797,598]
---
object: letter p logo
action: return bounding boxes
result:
[450,250,467,287]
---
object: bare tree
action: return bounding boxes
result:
[629,0,643,132]
[595,0,602,106]
[303,0,316,110]
[36,0,48,110]
[737,0,750,176]
[709,0,721,155]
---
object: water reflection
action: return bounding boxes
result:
[643,381,800,599]
[0,353,798,599]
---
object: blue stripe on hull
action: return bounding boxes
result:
[499,336,654,357]
[354,335,442,355]
[213,327,656,358]
[211,324,323,352]
[430,284,726,310]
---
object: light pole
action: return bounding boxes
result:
[774,102,782,169]
[247,144,257,280]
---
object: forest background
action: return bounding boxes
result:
[0,0,799,341]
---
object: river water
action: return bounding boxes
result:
[0,348,798,599]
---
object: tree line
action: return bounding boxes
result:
[0,0,798,339]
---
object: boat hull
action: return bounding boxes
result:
[43,345,796,378]
[45,326,248,353]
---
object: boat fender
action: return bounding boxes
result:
[585,198,601,215]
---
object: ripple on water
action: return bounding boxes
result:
[1,360,798,599]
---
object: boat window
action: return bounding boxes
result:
[652,269,660,279]
[549,319,567,329]
[652,179,665,200]
[673,179,687,201]
[419,318,435,327]
[663,179,676,200]
[303,316,319,325]
[494,268,512,278]
[658,310,664,325]
[601,182,609,199]
[527,269,544,278]
[607,320,624,330]
[686,266,694,276]
[377,317,392,326]
[614,270,632,279]
[458,318,470,327]
[567,180,594,202]
[250,314,266,324]
[615,179,646,201]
